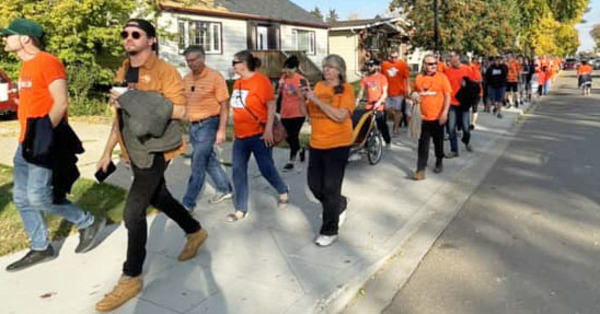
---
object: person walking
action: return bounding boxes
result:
[227,50,289,222]
[278,56,307,172]
[300,54,355,247]
[1,18,105,272]
[443,52,475,157]
[181,45,233,211]
[469,56,483,129]
[95,19,206,312]
[356,59,391,147]
[413,54,451,180]
[485,56,508,118]
[381,51,410,136]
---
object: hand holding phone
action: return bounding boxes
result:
[95,161,116,183]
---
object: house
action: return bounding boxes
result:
[156,0,328,83]
[328,17,410,82]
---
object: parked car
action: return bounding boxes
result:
[563,58,578,70]
[0,69,18,118]
[593,58,600,70]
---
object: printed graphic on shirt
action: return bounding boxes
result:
[386,67,398,77]
[492,69,502,76]
[230,89,249,109]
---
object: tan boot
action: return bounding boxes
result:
[178,229,208,261]
[413,170,425,181]
[95,275,142,312]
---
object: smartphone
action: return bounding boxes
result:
[299,79,308,89]
[94,161,116,183]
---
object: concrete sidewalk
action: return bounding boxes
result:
[0,99,530,314]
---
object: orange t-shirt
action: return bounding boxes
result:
[307,82,355,149]
[507,60,521,82]
[17,52,66,143]
[279,73,305,119]
[230,72,274,139]
[184,67,229,121]
[437,61,446,73]
[470,63,483,97]
[360,73,388,111]
[381,60,410,97]
[415,72,452,121]
[444,65,474,106]
[536,71,546,85]
[577,65,593,75]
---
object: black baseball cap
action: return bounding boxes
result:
[124,19,156,38]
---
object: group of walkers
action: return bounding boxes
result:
[0,16,581,312]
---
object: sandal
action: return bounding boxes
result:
[226,210,247,222]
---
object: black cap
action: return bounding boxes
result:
[124,19,156,38]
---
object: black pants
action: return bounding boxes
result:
[417,120,444,171]
[123,154,201,277]
[308,146,350,235]
[375,111,391,144]
[281,117,305,161]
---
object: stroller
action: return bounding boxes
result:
[349,107,383,165]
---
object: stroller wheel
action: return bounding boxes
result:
[367,132,383,165]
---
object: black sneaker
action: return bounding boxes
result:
[433,160,443,173]
[75,216,106,254]
[6,246,56,272]
[282,163,294,172]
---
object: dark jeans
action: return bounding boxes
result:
[308,146,350,236]
[232,135,288,212]
[447,106,471,152]
[375,111,391,144]
[123,154,201,277]
[417,120,444,171]
[281,117,305,161]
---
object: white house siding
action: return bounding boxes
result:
[279,24,328,70]
[328,32,361,83]
[157,12,247,79]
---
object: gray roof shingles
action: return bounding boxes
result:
[213,0,326,26]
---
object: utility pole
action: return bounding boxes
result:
[433,0,439,52]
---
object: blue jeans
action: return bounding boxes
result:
[447,106,471,153]
[182,117,232,209]
[543,81,549,95]
[13,145,93,251]
[232,135,288,213]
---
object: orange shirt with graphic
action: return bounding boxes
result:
[577,65,593,75]
[230,72,274,139]
[307,82,355,149]
[381,60,410,97]
[507,59,521,82]
[17,52,66,143]
[359,73,388,111]
[415,72,452,121]
[184,67,229,121]
[279,73,306,119]
[444,65,474,106]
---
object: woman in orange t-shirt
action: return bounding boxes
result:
[228,50,289,222]
[300,54,355,247]
[277,56,307,171]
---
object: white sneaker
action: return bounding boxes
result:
[338,210,347,227]
[314,235,338,247]
[209,192,233,204]
[348,154,361,161]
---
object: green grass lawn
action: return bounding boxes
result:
[0,164,127,257]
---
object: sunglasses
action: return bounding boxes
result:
[120,31,143,40]
[232,60,243,67]
[425,62,437,66]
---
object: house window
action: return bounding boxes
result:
[292,29,315,55]
[178,20,222,54]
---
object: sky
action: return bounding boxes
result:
[576,0,600,52]
[293,0,598,53]
[293,0,389,20]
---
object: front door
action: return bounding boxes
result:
[256,26,269,50]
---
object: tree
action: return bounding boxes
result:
[591,24,600,50]
[310,6,323,21]
[326,9,339,23]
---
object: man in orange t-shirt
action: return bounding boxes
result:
[1,18,104,272]
[577,60,593,96]
[381,51,410,136]
[444,52,475,156]
[357,59,391,145]
[413,54,451,180]
[181,45,232,211]
[506,54,522,107]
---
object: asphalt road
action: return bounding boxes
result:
[385,72,600,314]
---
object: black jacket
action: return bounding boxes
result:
[23,116,84,204]
[456,78,481,110]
